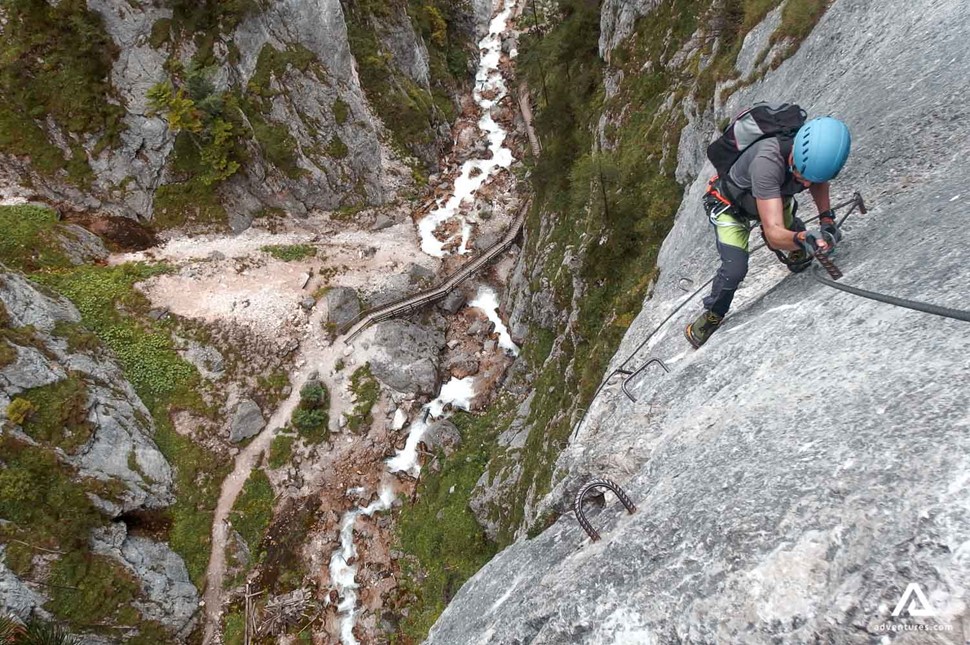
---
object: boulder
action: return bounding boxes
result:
[406,262,436,287]
[424,420,462,456]
[91,524,199,634]
[325,287,361,328]
[438,289,467,315]
[230,399,265,443]
[368,320,445,395]
[372,213,395,231]
[182,340,225,379]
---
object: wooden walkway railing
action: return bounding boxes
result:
[339,199,529,343]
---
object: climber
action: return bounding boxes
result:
[685,108,852,348]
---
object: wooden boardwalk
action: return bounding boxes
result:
[340,200,529,343]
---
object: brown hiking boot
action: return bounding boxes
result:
[685,310,723,348]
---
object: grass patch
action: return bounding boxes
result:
[346,364,379,432]
[268,433,296,469]
[46,550,140,628]
[153,179,230,230]
[394,400,513,640]
[230,469,274,555]
[0,205,72,273]
[18,374,94,454]
[261,244,317,262]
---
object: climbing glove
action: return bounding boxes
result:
[819,210,842,245]
[794,231,830,256]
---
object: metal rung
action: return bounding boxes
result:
[620,358,670,402]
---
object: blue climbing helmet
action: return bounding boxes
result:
[792,116,851,183]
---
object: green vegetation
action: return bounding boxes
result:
[346,364,379,432]
[261,244,317,262]
[222,610,245,645]
[5,398,34,426]
[0,613,83,644]
[0,205,72,273]
[35,263,225,586]
[291,380,329,442]
[394,401,513,640]
[333,98,350,125]
[342,0,469,165]
[268,433,296,469]
[0,0,124,184]
[47,551,140,626]
[325,135,350,159]
[148,40,322,224]
[230,469,274,554]
[18,375,93,454]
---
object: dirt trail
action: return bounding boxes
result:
[114,0,536,640]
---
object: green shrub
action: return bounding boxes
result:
[346,365,379,432]
[292,408,328,439]
[5,398,35,426]
[261,244,317,262]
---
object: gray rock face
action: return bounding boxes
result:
[0,272,174,515]
[599,0,662,60]
[734,4,784,79]
[7,0,475,221]
[91,524,199,634]
[230,399,266,443]
[368,320,445,395]
[424,419,461,456]
[428,0,970,642]
[325,287,361,328]
[0,548,47,621]
[0,272,190,627]
[438,288,467,315]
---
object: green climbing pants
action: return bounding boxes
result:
[703,199,795,316]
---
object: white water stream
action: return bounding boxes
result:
[417,3,516,257]
[327,4,521,640]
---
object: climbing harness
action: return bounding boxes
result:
[574,478,637,542]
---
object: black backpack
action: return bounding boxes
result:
[707,103,807,179]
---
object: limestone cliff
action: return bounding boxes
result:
[0,268,198,637]
[0,0,481,229]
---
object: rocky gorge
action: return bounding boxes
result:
[1,0,969,643]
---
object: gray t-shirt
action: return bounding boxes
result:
[727,137,805,201]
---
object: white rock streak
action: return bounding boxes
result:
[418,5,516,257]
[469,285,519,355]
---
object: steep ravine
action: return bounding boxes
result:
[426,0,970,642]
